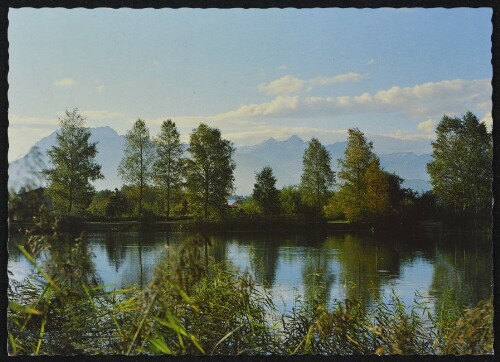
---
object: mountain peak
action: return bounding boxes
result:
[262,137,278,145]
[282,135,303,143]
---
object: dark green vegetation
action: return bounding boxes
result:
[8,109,492,233]
[185,123,236,220]
[8,217,493,355]
[427,111,492,223]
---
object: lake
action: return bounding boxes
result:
[8,229,492,314]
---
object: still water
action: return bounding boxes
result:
[8,230,492,314]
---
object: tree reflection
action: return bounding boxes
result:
[430,235,492,310]
[103,231,127,272]
[301,247,335,306]
[334,233,402,309]
[208,235,229,264]
[247,234,280,288]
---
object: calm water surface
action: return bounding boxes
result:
[8,230,492,314]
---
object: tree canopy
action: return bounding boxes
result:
[153,120,185,218]
[300,138,335,213]
[427,111,492,218]
[118,119,155,218]
[253,166,281,217]
[185,123,235,220]
[333,128,389,222]
[43,109,103,216]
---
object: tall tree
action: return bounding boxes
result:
[427,111,492,218]
[335,128,386,222]
[300,138,335,212]
[153,120,184,218]
[118,119,154,218]
[253,166,280,217]
[43,109,103,216]
[364,158,390,217]
[185,123,235,220]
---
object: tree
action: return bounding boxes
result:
[280,185,303,216]
[300,138,335,213]
[252,166,280,217]
[364,158,389,218]
[185,123,235,220]
[118,119,155,218]
[427,111,492,219]
[335,128,389,222]
[153,120,184,218]
[43,109,103,216]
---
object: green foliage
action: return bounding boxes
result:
[42,109,103,216]
[334,128,390,223]
[300,138,335,213]
[253,166,281,217]
[87,189,113,217]
[427,111,492,219]
[323,192,345,220]
[153,120,185,218]
[9,188,48,222]
[364,158,389,219]
[441,299,493,354]
[87,188,130,218]
[185,123,235,220]
[118,119,155,218]
[237,197,261,216]
[279,185,303,216]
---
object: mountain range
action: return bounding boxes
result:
[8,126,432,195]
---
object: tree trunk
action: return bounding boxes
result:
[139,142,143,219]
[204,185,209,220]
[166,183,171,219]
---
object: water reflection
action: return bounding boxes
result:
[8,230,492,314]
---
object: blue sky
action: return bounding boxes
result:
[8,8,492,161]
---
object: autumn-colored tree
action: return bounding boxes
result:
[331,128,389,222]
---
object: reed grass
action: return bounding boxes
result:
[7,223,493,356]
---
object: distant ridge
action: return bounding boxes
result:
[9,127,432,195]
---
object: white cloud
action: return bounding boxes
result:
[417,119,435,134]
[258,75,303,95]
[481,112,493,131]
[54,78,77,87]
[228,78,491,120]
[259,72,366,95]
[278,65,287,71]
[96,84,105,92]
[367,59,375,65]
[309,72,366,85]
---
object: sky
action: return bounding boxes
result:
[8,8,493,162]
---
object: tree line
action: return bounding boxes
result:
[9,109,492,227]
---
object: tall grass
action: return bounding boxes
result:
[7,218,493,355]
